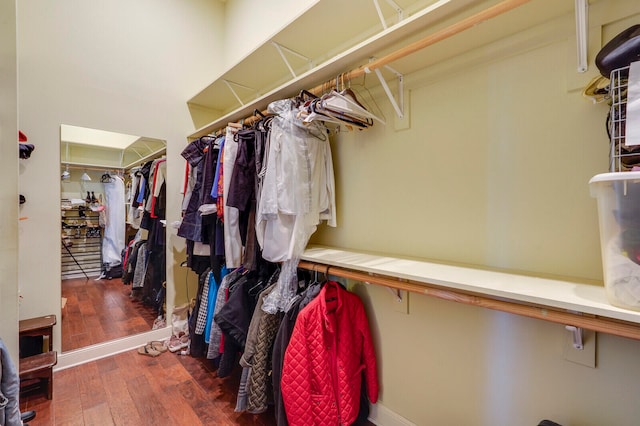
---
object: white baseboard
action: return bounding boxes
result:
[369,402,416,426]
[56,326,172,371]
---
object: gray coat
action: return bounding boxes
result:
[0,338,21,426]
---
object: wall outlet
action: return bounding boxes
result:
[392,290,409,314]
[563,328,596,368]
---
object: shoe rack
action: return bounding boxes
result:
[61,200,102,279]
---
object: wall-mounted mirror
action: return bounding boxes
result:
[60,124,167,353]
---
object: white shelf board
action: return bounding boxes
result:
[301,245,640,325]
[187,0,486,138]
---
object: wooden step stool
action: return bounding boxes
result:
[19,315,56,352]
[19,351,57,399]
[19,314,57,400]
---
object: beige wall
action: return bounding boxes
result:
[315,28,605,280]
[220,0,317,70]
[16,0,225,352]
[0,0,19,360]
[308,1,640,424]
[350,281,640,425]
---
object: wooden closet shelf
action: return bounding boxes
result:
[299,246,640,341]
[187,0,572,139]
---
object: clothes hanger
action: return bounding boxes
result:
[247,109,267,130]
[300,98,347,126]
[323,278,338,302]
[296,89,318,106]
[101,171,114,183]
[247,277,267,298]
[290,89,313,109]
[294,87,349,128]
[313,73,378,125]
[257,115,274,131]
[313,102,370,128]
[248,265,280,298]
[312,269,322,285]
[291,116,328,141]
[340,87,369,111]
[305,88,372,127]
[320,90,382,124]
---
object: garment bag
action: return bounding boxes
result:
[101,174,126,269]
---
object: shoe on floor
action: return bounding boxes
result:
[149,340,168,353]
[167,335,189,353]
[21,411,36,423]
[138,343,161,357]
[152,316,166,329]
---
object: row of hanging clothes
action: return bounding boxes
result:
[189,266,379,426]
[177,85,381,310]
[119,157,167,313]
[177,85,380,425]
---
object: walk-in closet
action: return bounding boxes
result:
[6,0,640,425]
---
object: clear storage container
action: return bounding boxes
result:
[590,171,640,311]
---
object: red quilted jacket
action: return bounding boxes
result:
[281,281,378,426]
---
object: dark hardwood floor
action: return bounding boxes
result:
[23,277,376,425]
[61,277,158,352]
[43,277,279,425]
[20,349,279,426]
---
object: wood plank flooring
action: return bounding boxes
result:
[41,277,376,425]
[61,277,158,352]
[20,349,279,425]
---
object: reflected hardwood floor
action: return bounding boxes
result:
[61,277,158,352]
[20,349,279,426]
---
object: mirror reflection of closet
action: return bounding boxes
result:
[60,124,167,353]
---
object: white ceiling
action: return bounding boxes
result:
[60,124,166,170]
[61,124,141,150]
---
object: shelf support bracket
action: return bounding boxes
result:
[367,61,404,119]
[565,325,584,350]
[362,279,402,302]
[272,42,313,79]
[222,79,258,107]
[362,271,403,303]
[386,286,403,302]
[372,0,404,30]
[574,0,588,73]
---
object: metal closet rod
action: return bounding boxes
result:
[297,260,640,341]
[211,0,533,134]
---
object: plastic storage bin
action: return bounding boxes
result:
[590,171,640,311]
